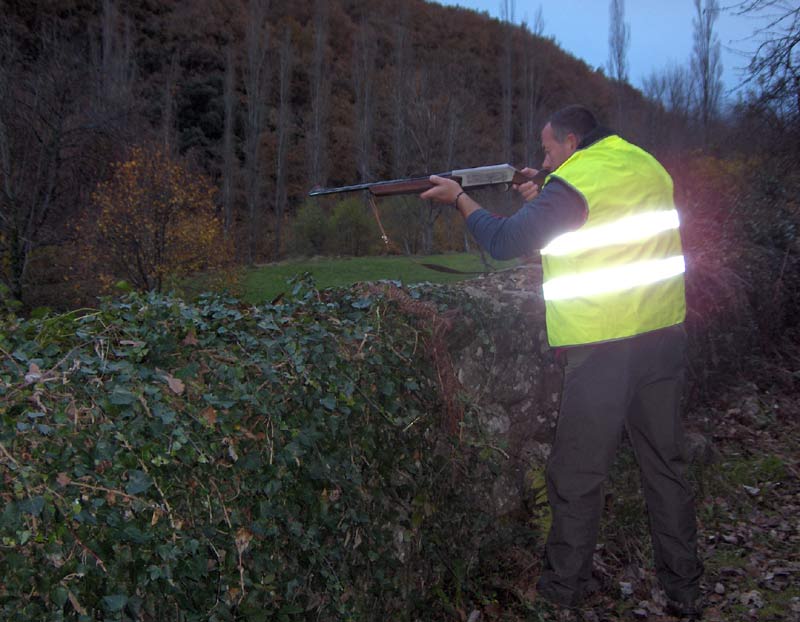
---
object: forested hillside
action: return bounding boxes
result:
[1,0,679,308]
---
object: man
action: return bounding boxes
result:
[421,105,703,618]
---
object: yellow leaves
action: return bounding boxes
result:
[89,141,229,291]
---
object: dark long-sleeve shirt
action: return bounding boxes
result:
[465,127,618,260]
[465,178,587,260]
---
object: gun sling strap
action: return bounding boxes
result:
[367,194,492,275]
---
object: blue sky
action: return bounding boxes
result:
[436,0,766,100]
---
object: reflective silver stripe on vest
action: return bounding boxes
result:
[540,209,680,256]
[542,255,686,301]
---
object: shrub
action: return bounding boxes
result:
[328,198,378,256]
[671,153,800,394]
[290,201,330,256]
[0,279,514,621]
[88,143,230,293]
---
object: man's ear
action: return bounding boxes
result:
[567,132,579,152]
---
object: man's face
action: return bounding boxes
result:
[541,122,578,171]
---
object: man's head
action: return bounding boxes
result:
[541,105,599,171]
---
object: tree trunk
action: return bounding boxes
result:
[607,0,630,129]
[243,0,270,265]
[391,5,411,178]
[691,0,723,146]
[308,0,330,188]
[162,51,179,154]
[273,30,293,260]
[500,0,515,164]
[222,45,236,236]
[353,16,376,183]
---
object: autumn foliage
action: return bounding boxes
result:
[89,145,229,292]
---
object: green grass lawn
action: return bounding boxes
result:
[241,253,517,303]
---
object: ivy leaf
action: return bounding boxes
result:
[19,496,45,517]
[320,395,336,411]
[101,594,128,612]
[351,297,372,309]
[109,387,137,405]
[125,470,153,495]
[51,586,69,607]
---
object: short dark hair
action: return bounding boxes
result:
[547,105,598,143]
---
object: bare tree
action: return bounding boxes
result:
[0,33,19,297]
[643,70,667,106]
[161,51,179,153]
[221,45,236,236]
[391,5,412,178]
[644,62,693,120]
[521,9,548,166]
[86,0,137,136]
[0,29,108,302]
[607,0,630,126]
[531,5,545,37]
[692,0,724,144]
[500,0,516,163]
[243,0,270,264]
[352,16,376,183]
[607,0,630,84]
[99,0,136,108]
[308,0,330,188]
[732,1,799,122]
[642,63,693,148]
[665,63,694,121]
[406,62,467,254]
[273,29,293,259]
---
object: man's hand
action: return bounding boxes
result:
[420,175,462,204]
[513,167,542,202]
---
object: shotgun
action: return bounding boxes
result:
[308,163,549,197]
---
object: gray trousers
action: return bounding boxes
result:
[537,325,702,606]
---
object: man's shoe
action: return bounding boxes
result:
[666,597,703,620]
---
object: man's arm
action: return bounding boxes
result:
[421,174,587,260]
[467,180,587,259]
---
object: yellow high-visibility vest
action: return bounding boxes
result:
[540,134,686,347]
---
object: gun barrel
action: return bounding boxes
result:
[309,173,451,197]
[307,164,549,198]
[369,174,451,196]
[308,181,375,196]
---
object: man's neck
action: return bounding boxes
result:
[578,126,615,150]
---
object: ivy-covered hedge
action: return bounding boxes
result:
[0,278,515,621]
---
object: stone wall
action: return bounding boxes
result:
[425,265,717,519]
[430,266,564,517]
